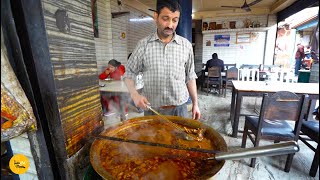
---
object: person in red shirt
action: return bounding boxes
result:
[294,44,305,75]
[99,59,127,116]
[99,59,125,80]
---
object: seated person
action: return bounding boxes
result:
[204,53,225,93]
[99,59,127,116]
[99,59,125,80]
[205,53,224,72]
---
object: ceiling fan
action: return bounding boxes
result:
[221,0,263,12]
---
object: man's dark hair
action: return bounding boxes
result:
[156,0,181,14]
[212,53,218,59]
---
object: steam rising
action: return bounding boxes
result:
[97,119,217,179]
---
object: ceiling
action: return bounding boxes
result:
[124,0,298,19]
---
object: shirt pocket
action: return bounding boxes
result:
[172,53,187,81]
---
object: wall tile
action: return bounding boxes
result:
[202,15,277,67]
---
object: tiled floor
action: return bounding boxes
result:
[99,88,319,180]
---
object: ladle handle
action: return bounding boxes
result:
[211,141,299,161]
[146,105,196,141]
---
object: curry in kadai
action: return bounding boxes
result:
[95,118,223,180]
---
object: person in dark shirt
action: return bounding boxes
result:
[205,53,224,72]
[204,53,224,94]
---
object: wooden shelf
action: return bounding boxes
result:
[202,27,270,34]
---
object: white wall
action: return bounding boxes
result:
[264,15,277,65]
[203,31,266,66]
[202,15,277,67]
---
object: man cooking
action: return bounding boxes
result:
[124,0,201,120]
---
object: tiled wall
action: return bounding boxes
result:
[193,20,203,74]
[96,0,113,73]
[95,0,155,73]
[111,0,128,64]
[112,1,156,64]
[202,15,277,67]
[127,9,156,59]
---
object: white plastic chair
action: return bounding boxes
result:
[266,68,297,83]
[238,68,260,114]
[284,71,298,83]
[255,68,297,113]
[238,68,260,81]
[266,67,283,82]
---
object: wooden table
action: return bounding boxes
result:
[230,81,319,138]
[99,80,130,121]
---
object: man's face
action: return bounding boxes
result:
[154,7,180,38]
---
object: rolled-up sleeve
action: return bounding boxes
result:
[124,41,144,81]
[185,44,198,83]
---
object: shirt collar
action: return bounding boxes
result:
[149,31,182,45]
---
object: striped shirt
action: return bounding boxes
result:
[124,31,198,108]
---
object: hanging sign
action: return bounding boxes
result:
[214,34,230,47]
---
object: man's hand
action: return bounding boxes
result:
[192,104,201,120]
[131,93,149,110]
[186,80,201,120]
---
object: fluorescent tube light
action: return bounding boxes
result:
[129,17,153,22]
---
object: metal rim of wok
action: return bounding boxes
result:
[89,115,228,179]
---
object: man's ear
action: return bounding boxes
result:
[153,11,158,21]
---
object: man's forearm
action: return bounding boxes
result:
[187,79,201,120]
[187,79,198,105]
[124,78,139,98]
